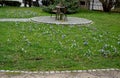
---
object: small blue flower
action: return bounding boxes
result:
[62,34,66,39]
[83,41,88,46]
[118,41,120,45]
[100,49,104,53]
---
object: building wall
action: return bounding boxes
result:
[90,0,103,10]
[79,0,103,10]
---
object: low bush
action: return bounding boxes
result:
[3,1,21,7]
[42,0,80,14]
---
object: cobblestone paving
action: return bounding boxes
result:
[0,70,120,78]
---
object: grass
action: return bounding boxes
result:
[0,7,120,71]
[0,7,49,18]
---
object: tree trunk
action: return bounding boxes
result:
[115,0,120,8]
[99,0,115,12]
[103,4,111,12]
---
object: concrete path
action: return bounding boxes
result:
[0,70,120,78]
[0,18,31,22]
[31,16,92,25]
[0,16,92,25]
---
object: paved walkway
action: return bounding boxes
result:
[31,16,92,25]
[0,69,120,78]
[0,18,30,22]
[0,16,92,25]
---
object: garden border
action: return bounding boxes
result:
[0,68,119,74]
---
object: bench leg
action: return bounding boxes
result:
[64,14,67,21]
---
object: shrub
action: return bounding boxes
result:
[42,5,54,13]
[42,0,51,6]
[42,0,80,14]
[0,0,4,6]
[3,1,21,7]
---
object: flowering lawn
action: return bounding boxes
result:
[0,7,120,71]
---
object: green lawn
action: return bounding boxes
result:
[0,7,49,18]
[0,7,120,71]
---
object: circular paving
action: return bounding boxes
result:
[31,16,92,25]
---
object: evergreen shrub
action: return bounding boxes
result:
[42,0,80,14]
